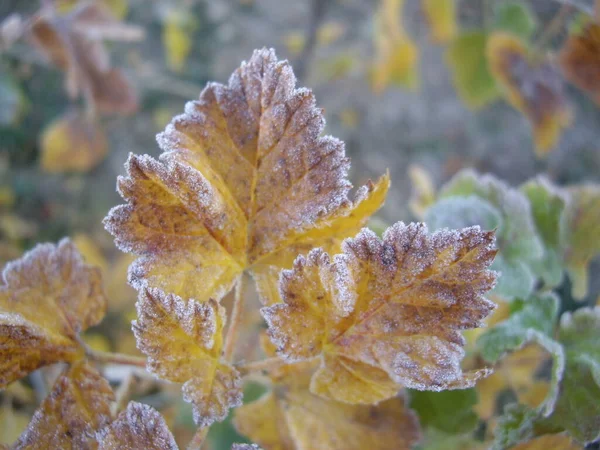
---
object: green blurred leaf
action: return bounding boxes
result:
[561,186,600,300]
[521,177,567,289]
[490,255,535,300]
[494,2,537,41]
[0,71,25,126]
[446,31,500,109]
[424,196,501,231]
[491,404,540,450]
[477,293,564,415]
[409,388,478,434]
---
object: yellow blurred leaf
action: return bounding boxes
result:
[0,403,29,445]
[487,33,572,157]
[98,402,178,450]
[559,23,600,106]
[371,0,419,92]
[234,362,421,450]
[73,233,109,274]
[284,22,345,56]
[263,222,497,404]
[339,107,360,129]
[422,0,457,43]
[162,8,197,73]
[408,164,436,219]
[13,362,114,450]
[104,48,389,305]
[133,288,242,426]
[40,112,108,173]
[0,239,107,388]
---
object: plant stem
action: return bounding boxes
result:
[187,427,209,450]
[86,347,147,368]
[236,356,286,376]
[223,275,246,361]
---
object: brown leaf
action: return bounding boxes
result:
[104,48,388,304]
[132,288,242,426]
[559,24,600,106]
[0,239,107,388]
[98,402,178,450]
[487,33,572,156]
[13,362,114,450]
[262,223,497,403]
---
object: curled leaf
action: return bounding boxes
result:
[263,222,497,403]
[104,48,388,304]
[234,362,421,450]
[13,362,114,450]
[132,288,242,426]
[0,239,106,388]
[98,402,178,450]
[559,24,600,106]
[487,33,572,156]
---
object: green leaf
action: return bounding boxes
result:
[424,196,501,231]
[521,177,567,289]
[542,307,600,444]
[561,186,600,299]
[409,388,478,434]
[477,293,564,415]
[491,404,539,450]
[438,170,544,300]
[494,2,537,41]
[446,31,500,110]
[0,71,25,126]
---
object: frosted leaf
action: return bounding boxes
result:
[97,402,178,450]
[104,48,389,303]
[132,288,242,426]
[13,362,114,450]
[0,238,107,388]
[231,445,262,450]
[262,222,498,403]
[234,362,421,450]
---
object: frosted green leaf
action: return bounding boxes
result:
[477,293,564,415]
[408,388,478,434]
[521,177,567,289]
[491,404,540,450]
[494,2,537,41]
[561,186,600,299]
[424,196,501,232]
[437,170,543,300]
[446,31,500,110]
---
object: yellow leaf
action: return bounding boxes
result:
[132,288,242,426]
[408,164,436,219]
[371,0,419,92]
[284,22,345,56]
[0,239,107,388]
[263,222,497,404]
[234,362,421,450]
[487,33,572,157]
[162,8,197,73]
[509,433,582,450]
[559,24,600,106]
[13,362,114,450]
[0,404,29,445]
[422,0,457,43]
[40,112,108,173]
[98,402,178,450]
[73,233,109,274]
[104,48,389,304]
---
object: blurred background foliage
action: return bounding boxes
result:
[1,0,600,448]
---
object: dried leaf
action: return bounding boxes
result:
[559,24,600,106]
[561,185,600,299]
[422,0,457,43]
[132,288,242,426]
[97,402,178,450]
[234,362,421,450]
[262,222,497,404]
[40,111,108,173]
[104,48,388,304]
[371,0,419,92]
[29,3,138,114]
[487,33,572,156]
[0,239,107,388]
[13,362,114,450]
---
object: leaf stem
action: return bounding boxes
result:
[187,427,209,450]
[223,275,246,361]
[236,356,286,376]
[86,347,147,368]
